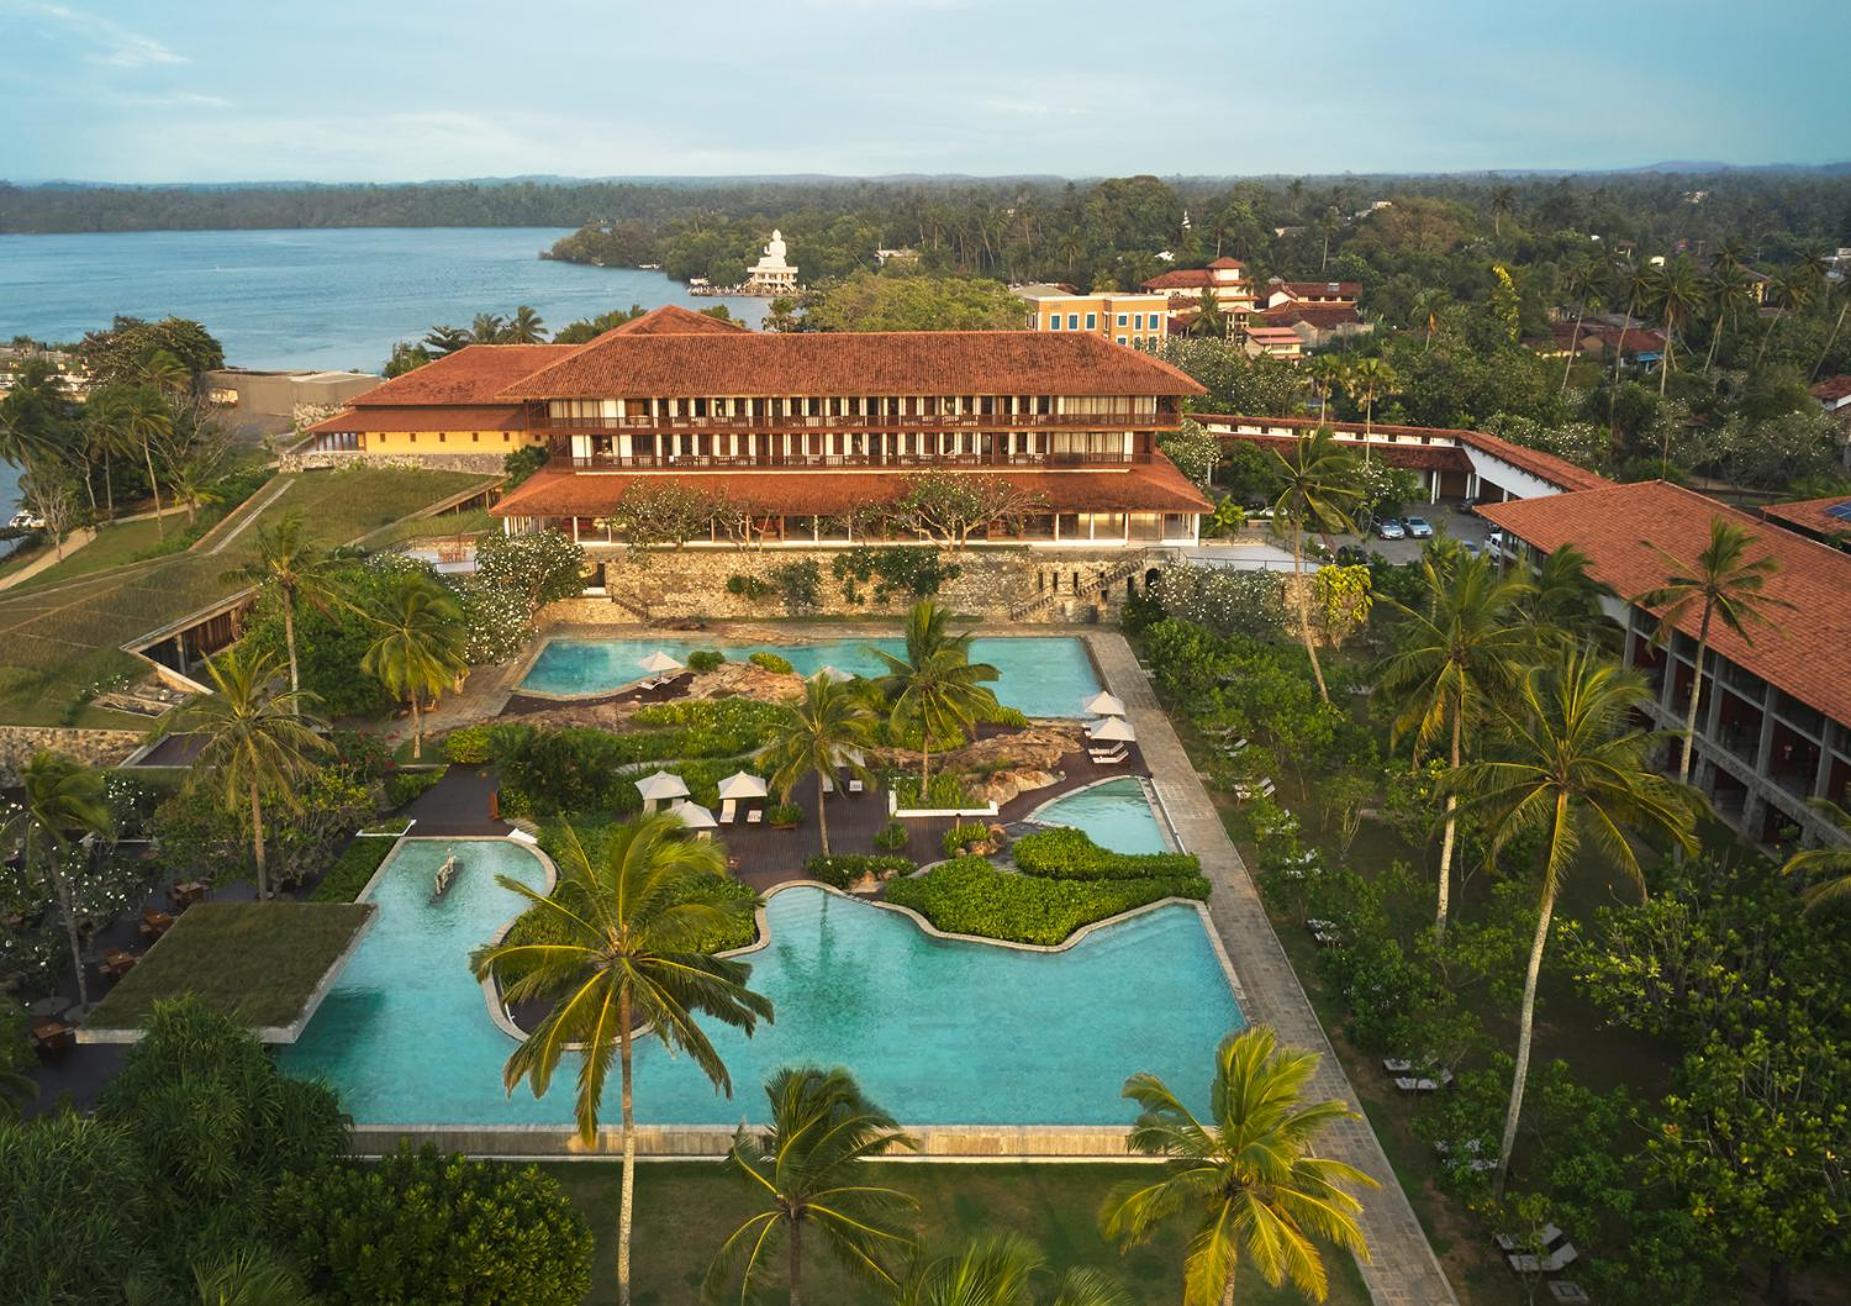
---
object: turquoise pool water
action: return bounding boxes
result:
[520,635,1101,718]
[279,839,1243,1126]
[1033,777,1169,855]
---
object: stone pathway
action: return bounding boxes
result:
[1089,631,1457,1306]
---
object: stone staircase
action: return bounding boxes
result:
[1007,553,1151,622]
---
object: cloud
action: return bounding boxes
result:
[16,2,186,68]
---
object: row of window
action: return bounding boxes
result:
[1047,312,1164,332]
[389,431,526,444]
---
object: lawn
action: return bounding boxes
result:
[0,466,495,725]
[541,1160,1371,1306]
[85,901,373,1034]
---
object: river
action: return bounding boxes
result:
[0,225,767,520]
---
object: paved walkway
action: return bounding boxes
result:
[1090,631,1457,1306]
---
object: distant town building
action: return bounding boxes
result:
[1140,257,1255,325]
[874,247,919,267]
[0,346,93,400]
[1263,279,1360,311]
[1013,284,1169,348]
[1257,302,1372,350]
[1239,326,1304,360]
[740,230,801,296]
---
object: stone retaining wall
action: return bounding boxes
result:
[550,545,1166,623]
[0,726,144,783]
[280,450,507,475]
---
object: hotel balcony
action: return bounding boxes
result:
[544,448,1145,473]
[524,407,1179,435]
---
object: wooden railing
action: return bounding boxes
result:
[527,408,1176,434]
[546,450,1145,473]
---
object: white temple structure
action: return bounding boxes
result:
[741,229,800,295]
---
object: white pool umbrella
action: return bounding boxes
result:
[634,770,689,812]
[639,650,684,674]
[1083,690,1126,717]
[815,664,855,683]
[716,771,769,801]
[1088,717,1137,743]
[671,800,718,831]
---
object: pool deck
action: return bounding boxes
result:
[1088,630,1458,1306]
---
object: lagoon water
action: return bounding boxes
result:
[0,225,767,517]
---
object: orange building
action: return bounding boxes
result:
[1014,284,1171,349]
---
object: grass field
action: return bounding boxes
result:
[85,901,373,1032]
[542,1160,1371,1306]
[0,467,494,725]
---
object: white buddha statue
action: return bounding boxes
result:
[744,229,800,294]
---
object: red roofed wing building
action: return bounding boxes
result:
[1141,257,1255,324]
[1480,481,1851,848]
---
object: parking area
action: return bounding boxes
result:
[1331,503,1492,565]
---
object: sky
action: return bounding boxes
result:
[1,0,1846,183]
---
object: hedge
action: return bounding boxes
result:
[383,767,446,809]
[748,650,794,674]
[309,836,398,902]
[1011,827,1201,881]
[805,853,915,889]
[884,857,1208,946]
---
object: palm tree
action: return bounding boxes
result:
[504,305,548,343]
[1755,261,1823,368]
[1489,184,1517,238]
[1100,1026,1375,1306]
[1814,277,1850,382]
[1636,517,1792,786]
[1514,543,1613,646]
[1377,553,1534,933]
[1267,430,1363,703]
[1453,650,1701,1194]
[1408,289,1449,352]
[1701,261,1755,375]
[1641,258,1708,397]
[1305,356,1347,423]
[137,348,190,398]
[169,645,328,901]
[471,814,772,1306]
[1782,799,1851,910]
[1191,290,1227,340]
[1344,357,1396,439]
[705,1066,919,1305]
[1556,258,1603,392]
[762,675,880,856]
[220,511,345,694]
[896,1234,1129,1306]
[870,601,1001,795]
[469,312,509,343]
[359,574,466,760]
[79,386,140,520]
[118,385,173,539]
[422,324,472,356]
[0,752,113,1010]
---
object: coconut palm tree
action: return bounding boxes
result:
[359,573,466,760]
[220,511,345,694]
[705,1066,919,1305]
[1513,543,1614,647]
[1305,355,1348,423]
[1701,261,1755,375]
[469,312,509,344]
[504,305,548,344]
[1344,357,1396,437]
[79,385,140,520]
[1489,184,1517,238]
[1267,429,1363,703]
[1636,517,1792,786]
[762,675,880,857]
[169,644,328,901]
[870,601,1000,795]
[1755,260,1824,368]
[117,384,174,538]
[1556,257,1604,392]
[1408,289,1449,352]
[1815,277,1850,382]
[1453,650,1701,1194]
[1641,257,1708,397]
[470,814,772,1306]
[422,324,472,356]
[0,752,113,1010]
[1099,1025,1375,1306]
[1377,553,1534,933]
[1782,799,1851,910]
[896,1234,1129,1306]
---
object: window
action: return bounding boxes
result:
[408,434,416,444]
[1085,313,1097,330]
[1117,336,1128,345]
[438,433,446,443]
[472,432,479,442]
[1045,313,1058,330]
[1066,314,1079,330]
[1116,313,1128,327]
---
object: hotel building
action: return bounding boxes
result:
[1014,284,1171,349]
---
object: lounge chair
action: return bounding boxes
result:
[1494,1224,1563,1253]
[848,778,864,794]
[140,909,175,939]
[1393,1069,1456,1092]
[1383,1057,1415,1074]
[1436,1139,1497,1173]
[1507,1244,1578,1275]
[719,801,737,825]
[1231,779,1276,801]
[1089,747,1129,765]
[821,776,835,794]
[746,808,764,825]
[31,1018,74,1057]
[1546,1282,1590,1303]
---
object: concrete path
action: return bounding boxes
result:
[202,475,294,555]
[1089,631,1457,1306]
[0,528,96,591]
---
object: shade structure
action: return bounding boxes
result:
[1083,690,1127,717]
[639,650,684,674]
[1087,717,1137,743]
[716,771,769,801]
[815,664,855,683]
[634,770,689,813]
[670,800,718,831]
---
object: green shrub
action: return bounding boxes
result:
[0,1114,145,1303]
[274,1145,592,1306]
[311,837,397,902]
[885,857,1209,946]
[748,650,794,674]
[1012,826,1200,880]
[442,723,497,764]
[891,772,977,810]
[872,819,909,852]
[805,852,915,889]
[687,649,726,673]
[768,801,804,827]
[769,559,822,613]
[727,573,775,601]
[384,766,446,809]
[941,820,993,858]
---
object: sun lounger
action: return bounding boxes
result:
[100,948,139,981]
[1494,1224,1563,1253]
[1231,779,1276,801]
[746,809,764,825]
[1507,1244,1578,1275]
[848,779,864,794]
[1089,747,1129,765]
[140,909,175,939]
[1436,1139,1497,1173]
[719,801,737,825]
[1547,1282,1590,1303]
[1393,1070,1455,1092]
[821,776,835,794]
[1383,1058,1415,1074]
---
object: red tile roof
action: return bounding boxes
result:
[601,304,751,336]
[498,330,1205,401]
[1207,257,1246,269]
[1269,280,1361,299]
[1212,428,1471,474]
[336,344,571,407]
[1259,303,1363,329]
[491,459,1212,520]
[1763,494,1851,542]
[304,404,525,434]
[1479,481,1851,726]
[1141,268,1216,291]
[1810,375,1851,403]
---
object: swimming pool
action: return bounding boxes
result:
[1031,777,1170,855]
[519,635,1101,719]
[278,839,1243,1126]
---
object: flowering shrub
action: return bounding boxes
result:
[1151,565,1287,639]
[805,853,914,888]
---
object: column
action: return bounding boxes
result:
[1429,470,1440,503]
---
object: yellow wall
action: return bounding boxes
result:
[1034,294,1170,348]
[359,429,544,454]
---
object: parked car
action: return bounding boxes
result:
[1375,518,1406,540]
[1487,529,1506,556]
[1404,517,1434,539]
[1459,539,1482,558]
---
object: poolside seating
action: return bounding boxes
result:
[1435,1138,1496,1173]
[1507,1244,1578,1275]
[1383,1057,1415,1074]
[1306,918,1344,947]
[1394,1069,1455,1092]
[1495,1224,1564,1253]
[31,1017,74,1057]
[1231,779,1276,801]
[139,908,175,939]
[1218,739,1249,756]
[719,800,738,824]
[848,779,864,794]
[100,948,140,981]
[821,776,835,794]
[169,880,208,909]
[1547,1282,1590,1303]
[746,809,764,825]
[1089,746,1129,765]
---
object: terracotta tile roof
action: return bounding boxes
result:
[497,330,1205,401]
[1580,325,1669,357]
[600,304,751,336]
[491,459,1212,520]
[337,344,571,407]
[1207,257,1246,269]
[1763,494,1851,542]
[304,404,525,434]
[1269,280,1361,298]
[1479,481,1851,726]
[1259,303,1363,329]
[1212,428,1472,474]
[1143,268,1224,291]
[1810,375,1851,402]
